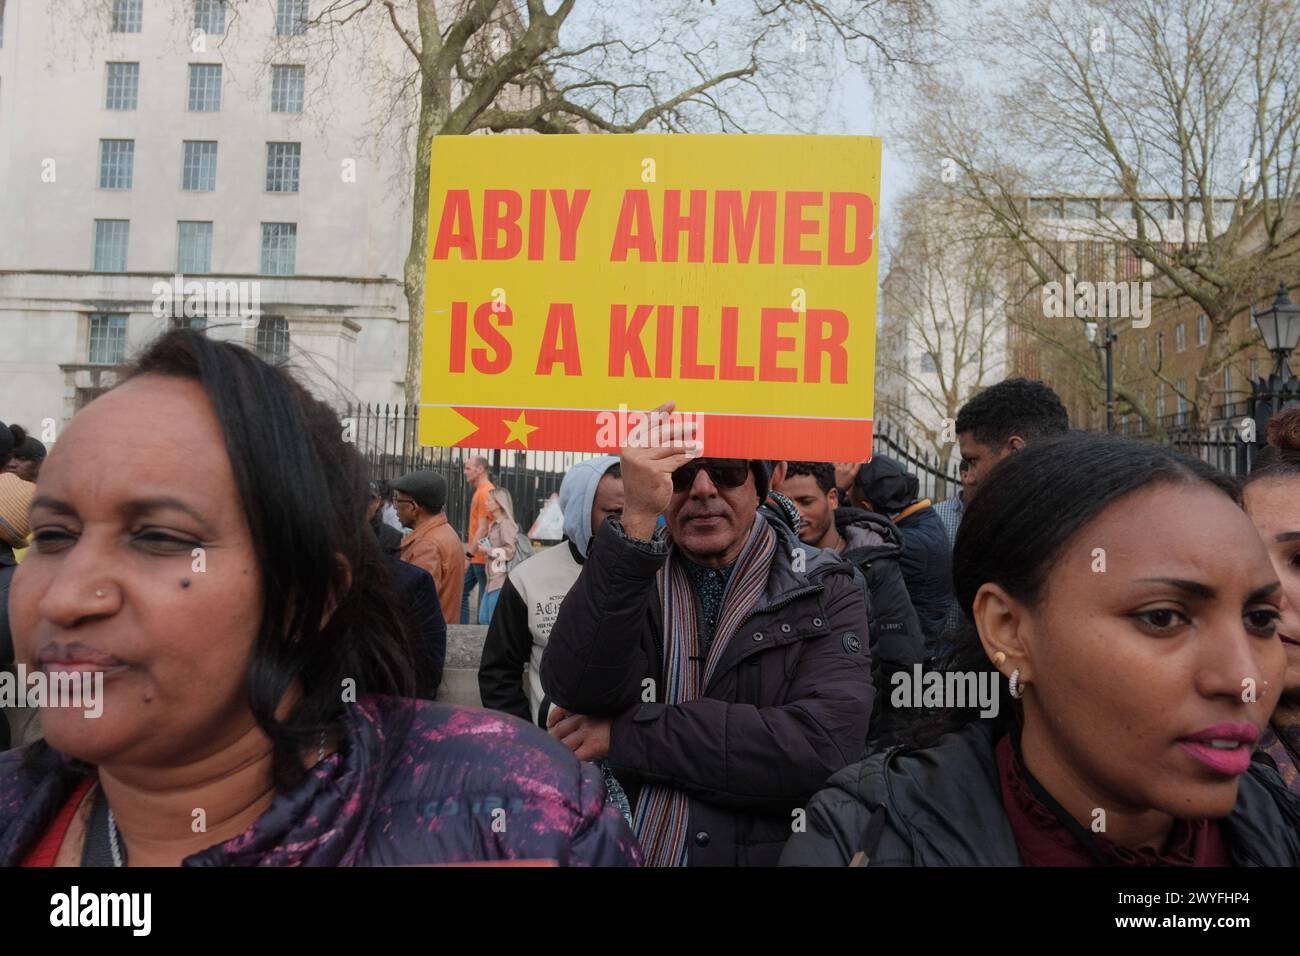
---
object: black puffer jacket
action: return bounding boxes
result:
[780,720,1300,866]
[541,513,874,867]
[834,508,925,745]
[834,508,924,670]
[892,504,954,656]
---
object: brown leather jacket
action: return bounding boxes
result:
[400,513,465,625]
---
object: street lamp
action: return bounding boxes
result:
[1252,282,1300,379]
[1242,282,1300,472]
[1085,317,1120,433]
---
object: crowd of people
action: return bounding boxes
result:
[1,327,1298,868]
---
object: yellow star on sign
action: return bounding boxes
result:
[503,410,539,448]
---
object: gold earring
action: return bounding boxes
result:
[992,651,1006,668]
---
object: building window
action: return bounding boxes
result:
[99,139,134,189]
[187,64,222,112]
[261,223,297,275]
[182,141,218,191]
[1224,364,1233,393]
[1101,199,1134,220]
[193,0,227,34]
[1197,313,1208,346]
[1155,384,1166,418]
[920,353,937,373]
[1028,197,1063,219]
[1063,198,1097,219]
[89,314,128,364]
[177,221,214,274]
[276,0,309,35]
[271,65,305,113]
[256,316,290,364]
[1249,358,1260,380]
[1117,246,1142,279]
[265,142,301,193]
[94,219,130,272]
[170,315,209,332]
[105,62,139,110]
[1176,379,1188,416]
[111,0,143,33]
[1175,322,1186,352]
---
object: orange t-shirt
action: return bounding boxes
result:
[467,481,495,566]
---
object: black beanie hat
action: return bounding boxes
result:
[853,455,919,514]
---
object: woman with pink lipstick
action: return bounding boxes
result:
[0,330,640,868]
[1242,408,1300,793]
[783,432,1300,866]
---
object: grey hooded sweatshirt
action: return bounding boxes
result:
[478,456,620,726]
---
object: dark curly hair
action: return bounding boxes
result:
[0,422,27,471]
[784,460,836,495]
[954,377,1070,448]
[1245,407,1300,483]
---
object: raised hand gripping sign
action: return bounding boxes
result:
[420,134,880,462]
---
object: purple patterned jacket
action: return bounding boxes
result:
[0,696,641,867]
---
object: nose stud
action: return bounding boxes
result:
[94,589,107,598]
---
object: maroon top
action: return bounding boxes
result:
[996,734,1230,866]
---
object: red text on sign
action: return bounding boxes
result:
[609,190,873,265]
[606,304,848,383]
[431,189,592,261]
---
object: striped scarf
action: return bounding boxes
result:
[632,515,777,866]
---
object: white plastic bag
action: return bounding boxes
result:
[528,492,564,542]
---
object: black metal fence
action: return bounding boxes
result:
[1161,425,1247,477]
[345,403,598,542]
[348,404,964,536]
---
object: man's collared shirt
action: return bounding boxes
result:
[934,493,965,549]
[680,558,736,655]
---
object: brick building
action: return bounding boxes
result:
[1002,195,1299,435]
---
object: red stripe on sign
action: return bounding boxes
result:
[443,407,873,463]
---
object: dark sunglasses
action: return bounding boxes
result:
[671,458,750,493]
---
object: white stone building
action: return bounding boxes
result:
[0,0,423,435]
[875,193,1011,461]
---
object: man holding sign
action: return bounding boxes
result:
[540,403,874,867]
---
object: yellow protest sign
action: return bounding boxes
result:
[420,134,879,461]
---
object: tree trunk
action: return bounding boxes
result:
[402,90,443,414]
